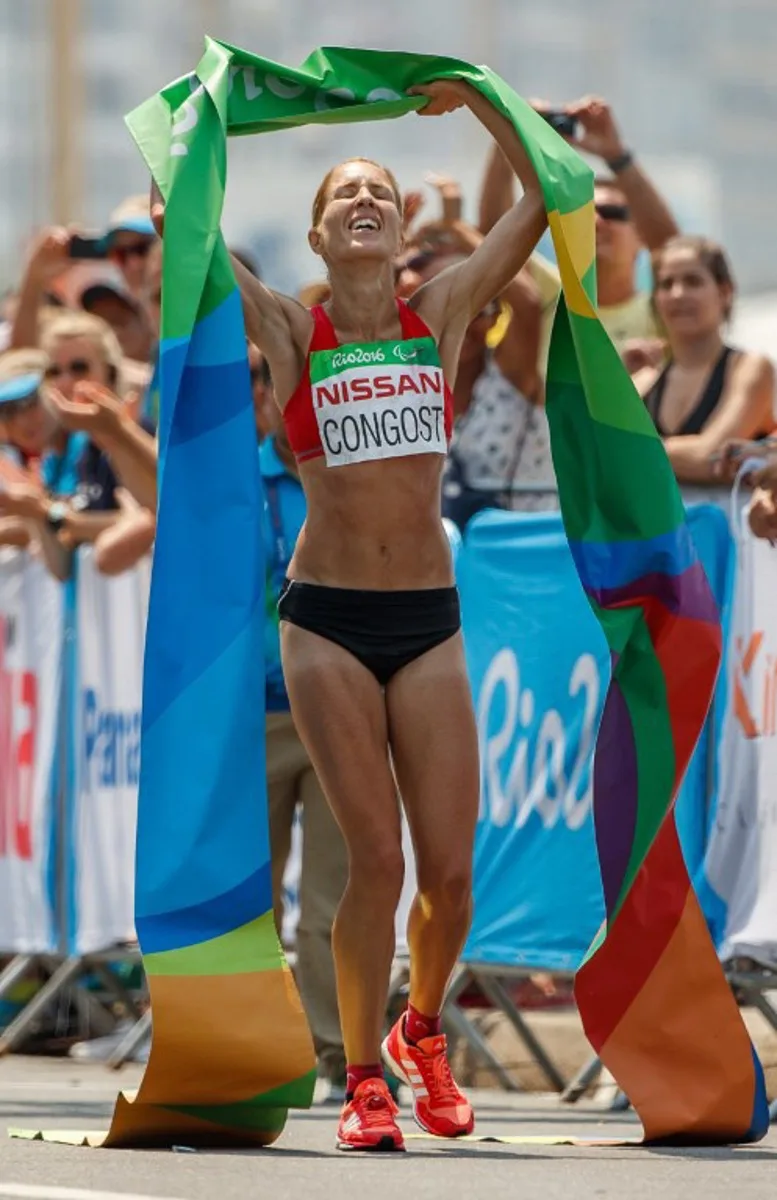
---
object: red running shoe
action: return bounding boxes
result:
[382,1015,475,1138]
[336,1078,406,1152]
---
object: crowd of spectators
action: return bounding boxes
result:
[2,94,776,563]
[2,94,777,1076]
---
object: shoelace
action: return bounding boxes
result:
[428,1048,462,1100]
[354,1083,398,1127]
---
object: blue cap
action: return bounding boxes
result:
[0,371,42,407]
[107,214,156,241]
[105,196,156,247]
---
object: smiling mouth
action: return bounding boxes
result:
[349,215,381,233]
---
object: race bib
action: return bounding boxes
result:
[309,337,447,468]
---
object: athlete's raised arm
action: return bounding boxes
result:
[149,179,312,404]
[410,81,547,336]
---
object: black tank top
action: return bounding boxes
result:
[644,346,733,437]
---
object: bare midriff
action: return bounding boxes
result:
[288,454,453,590]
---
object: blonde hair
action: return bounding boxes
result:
[40,310,124,388]
[311,158,402,227]
[297,280,332,308]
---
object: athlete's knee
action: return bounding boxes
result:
[348,839,405,905]
[417,862,472,917]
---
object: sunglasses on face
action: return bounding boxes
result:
[111,241,153,265]
[45,358,96,380]
[595,202,630,224]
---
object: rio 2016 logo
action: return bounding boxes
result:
[476,648,601,832]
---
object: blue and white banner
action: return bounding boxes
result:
[458,505,734,971]
[0,550,61,953]
[700,519,777,966]
[71,549,149,953]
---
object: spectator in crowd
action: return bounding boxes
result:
[479,96,679,371]
[103,195,158,301]
[8,227,77,352]
[0,349,57,549]
[259,361,349,1103]
[0,313,157,577]
[396,208,553,527]
[633,236,775,485]
[80,279,153,368]
[0,348,57,470]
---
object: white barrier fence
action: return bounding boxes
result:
[703,525,777,966]
[0,550,61,954]
[72,550,149,955]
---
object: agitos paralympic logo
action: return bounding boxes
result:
[0,615,36,860]
[734,632,777,739]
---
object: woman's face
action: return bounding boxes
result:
[45,335,111,400]
[311,162,402,266]
[109,232,156,296]
[89,294,151,363]
[654,247,731,338]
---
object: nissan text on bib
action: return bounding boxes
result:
[309,337,447,467]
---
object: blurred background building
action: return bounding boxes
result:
[1,0,775,300]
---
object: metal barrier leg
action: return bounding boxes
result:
[770,1098,777,1124]
[472,972,567,1093]
[86,958,145,1022]
[41,956,120,1042]
[442,968,520,1093]
[0,956,84,1055]
[0,955,36,1003]
[108,1008,152,1071]
[561,1053,604,1103]
[745,988,777,1035]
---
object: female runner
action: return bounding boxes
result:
[153,78,546,1152]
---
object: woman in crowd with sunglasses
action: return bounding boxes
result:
[0,311,156,577]
[634,236,775,484]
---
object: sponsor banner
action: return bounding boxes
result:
[309,337,446,466]
[0,550,61,953]
[72,549,150,953]
[701,520,777,966]
[457,506,733,971]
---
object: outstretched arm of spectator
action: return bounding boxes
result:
[0,481,72,580]
[748,487,777,544]
[660,354,775,484]
[10,228,72,349]
[60,510,121,548]
[94,490,156,576]
[562,96,679,251]
[47,384,158,510]
[0,516,32,548]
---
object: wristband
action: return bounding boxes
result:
[606,149,635,174]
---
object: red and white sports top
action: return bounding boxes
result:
[283,299,454,468]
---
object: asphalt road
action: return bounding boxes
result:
[1,1057,776,1200]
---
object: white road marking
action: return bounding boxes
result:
[0,1185,184,1200]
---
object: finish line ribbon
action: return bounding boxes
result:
[60,42,766,1149]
